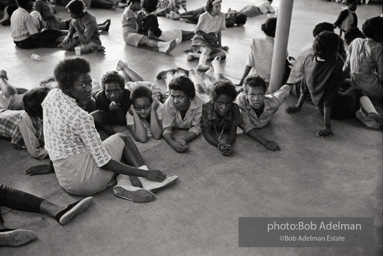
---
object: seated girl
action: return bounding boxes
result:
[34,0,111,31]
[343,16,383,102]
[238,17,280,87]
[188,0,228,72]
[59,0,105,54]
[202,80,241,157]
[122,0,177,54]
[162,75,204,153]
[127,85,163,143]
[138,0,194,52]
[42,57,178,203]
[286,31,382,136]
[10,0,64,49]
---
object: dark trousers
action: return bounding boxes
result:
[0,184,43,224]
[14,29,63,49]
[318,88,360,120]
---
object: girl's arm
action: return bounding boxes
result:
[150,101,163,140]
[238,65,252,86]
[18,114,48,160]
[102,159,165,181]
[128,107,148,143]
[286,84,308,114]
[203,125,220,147]
[334,10,348,28]
[226,124,237,145]
[317,106,333,137]
[246,128,280,151]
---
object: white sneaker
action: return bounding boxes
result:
[139,175,179,193]
[356,109,380,129]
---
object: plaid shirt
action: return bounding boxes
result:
[201,100,242,131]
[0,109,24,146]
[236,85,290,132]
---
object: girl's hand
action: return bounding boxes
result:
[218,143,232,156]
[286,105,301,114]
[145,170,167,182]
[109,101,120,111]
[151,96,160,110]
[222,46,229,51]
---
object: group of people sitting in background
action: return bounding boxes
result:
[0,0,382,248]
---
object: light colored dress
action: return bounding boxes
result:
[344,38,383,101]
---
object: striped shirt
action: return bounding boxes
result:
[11,8,39,42]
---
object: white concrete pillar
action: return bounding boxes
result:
[269,0,294,92]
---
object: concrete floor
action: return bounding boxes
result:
[0,0,382,255]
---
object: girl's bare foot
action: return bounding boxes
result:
[116,60,127,71]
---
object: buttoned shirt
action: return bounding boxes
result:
[162,93,204,136]
[11,8,39,41]
[42,89,111,167]
[236,84,290,132]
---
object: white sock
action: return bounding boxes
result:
[157,41,168,49]
[360,96,378,114]
[139,165,149,171]
[198,54,208,66]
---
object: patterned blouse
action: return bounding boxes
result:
[42,89,111,167]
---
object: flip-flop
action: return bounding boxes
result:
[54,197,93,225]
[0,229,37,247]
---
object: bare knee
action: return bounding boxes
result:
[138,36,148,46]
[201,47,212,55]
[211,51,226,60]
[116,133,128,142]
